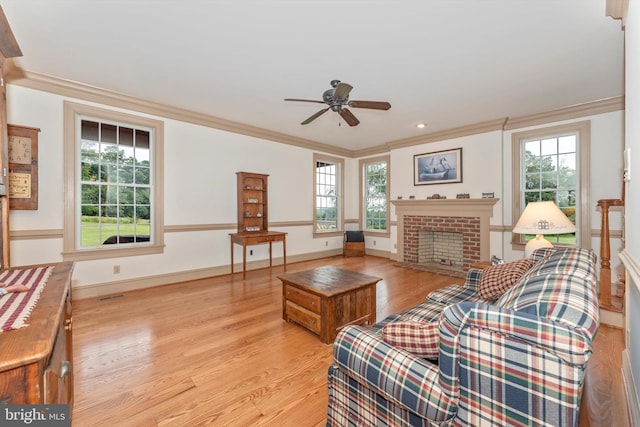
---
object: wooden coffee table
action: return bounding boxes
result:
[278,266,381,344]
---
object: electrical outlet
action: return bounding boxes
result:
[249,249,253,255]
[113,265,120,274]
[373,240,377,246]
[325,241,328,246]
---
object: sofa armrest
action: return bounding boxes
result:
[441,302,593,366]
[463,267,483,291]
[426,267,485,306]
[333,325,457,422]
[434,302,592,425]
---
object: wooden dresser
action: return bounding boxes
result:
[0,262,74,406]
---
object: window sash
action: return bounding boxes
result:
[511,121,591,251]
[363,159,389,232]
[313,154,344,235]
[79,118,154,248]
[63,102,164,261]
[520,134,577,245]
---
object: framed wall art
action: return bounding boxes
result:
[414,147,462,186]
[8,124,39,210]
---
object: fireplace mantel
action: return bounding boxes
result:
[392,198,500,214]
[392,198,500,264]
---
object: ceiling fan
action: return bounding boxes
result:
[284,80,391,126]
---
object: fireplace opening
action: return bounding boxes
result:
[398,214,482,278]
[418,230,464,266]
[418,230,464,275]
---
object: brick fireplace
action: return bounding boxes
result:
[392,198,499,272]
[406,215,480,272]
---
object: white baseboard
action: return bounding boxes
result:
[364,248,391,258]
[600,308,624,328]
[72,248,342,300]
[623,349,640,427]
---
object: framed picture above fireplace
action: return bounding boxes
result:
[414,148,462,186]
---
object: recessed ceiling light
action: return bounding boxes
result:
[417,123,426,129]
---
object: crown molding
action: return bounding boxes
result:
[606,0,628,26]
[352,144,393,158]
[386,118,507,150]
[503,96,624,130]
[6,69,625,159]
[6,69,355,158]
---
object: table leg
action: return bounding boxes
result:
[282,237,287,271]
[269,241,273,268]
[242,243,247,279]
[230,241,234,274]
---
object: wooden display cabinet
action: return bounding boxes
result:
[236,171,269,233]
[231,171,287,278]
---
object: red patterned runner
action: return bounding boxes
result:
[0,266,54,332]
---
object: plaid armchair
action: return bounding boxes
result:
[327,247,599,426]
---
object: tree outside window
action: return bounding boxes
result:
[512,122,590,252]
[80,120,152,247]
[363,159,388,231]
[314,154,343,234]
[63,101,164,261]
[519,131,581,246]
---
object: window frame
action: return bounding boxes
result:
[63,101,165,261]
[359,155,390,237]
[511,121,591,251]
[313,153,344,237]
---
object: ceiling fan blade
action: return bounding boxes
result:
[348,100,392,110]
[339,108,360,126]
[301,107,330,125]
[284,98,326,104]
[333,82,353,101]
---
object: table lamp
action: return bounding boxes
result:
[512,201,577,258]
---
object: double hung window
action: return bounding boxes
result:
[63,102,164,260]
[313,154,343,234]
[512,121,590,248]
[361,156,389,233]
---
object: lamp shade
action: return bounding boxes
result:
[512,201,576,235]
[513,201,576,258]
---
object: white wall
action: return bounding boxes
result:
[389,130,504,258]
[6,85,351,290]
[623,0,640,421]
[386,114,624,270]
[5,83,625,295]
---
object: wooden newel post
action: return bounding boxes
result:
[597,198,624,309]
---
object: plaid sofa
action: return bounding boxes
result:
[326,247,599,426]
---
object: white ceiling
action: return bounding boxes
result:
[1,0,625,152]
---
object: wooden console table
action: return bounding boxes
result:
[0,262,75,406]
[230,231,287,278]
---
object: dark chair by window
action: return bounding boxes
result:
[344,230,365,257]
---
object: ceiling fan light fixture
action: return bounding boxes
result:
[284,80,391,126]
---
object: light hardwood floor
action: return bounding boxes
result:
[71,255,629,426]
